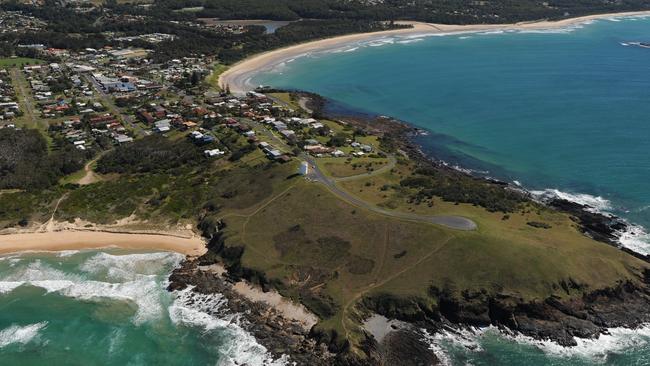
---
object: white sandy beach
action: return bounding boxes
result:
[0,230,207,256]
[219,11,650,94]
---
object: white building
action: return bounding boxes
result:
[299,161,310,176]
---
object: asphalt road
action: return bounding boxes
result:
[239,117,477,231]
[305,156,478,231]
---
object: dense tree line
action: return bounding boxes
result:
[152,0,650,23]
[0,129,86,190]
[4,0,650,64]
[399,167,526,212]
[96,135,205,174]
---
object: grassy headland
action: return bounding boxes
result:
[2,91,650,362]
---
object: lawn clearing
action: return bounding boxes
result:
[0,57,43,68]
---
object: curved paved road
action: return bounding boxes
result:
[305,156,478,231]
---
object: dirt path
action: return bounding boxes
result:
[77,155,103,185]
[38,193,68,233]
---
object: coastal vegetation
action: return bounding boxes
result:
[150,0,650,25]
[6,0,650,69]
[0,128,87,190]
[4,85,650,360]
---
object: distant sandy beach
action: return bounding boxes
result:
[220,11,650,94]
[0,231,206,256]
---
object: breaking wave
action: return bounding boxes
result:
[0,252,184,325]
[170,287,289,366]
[0,250,288,364]
[617,224,650,256]
[530,188,612,212]
[0,322,47,348]
[79,251,183,282]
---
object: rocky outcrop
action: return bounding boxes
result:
[364,274,650,348]
[380,329,440,366]
[168,260,334,366]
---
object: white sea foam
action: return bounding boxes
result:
[170,287,289,366]
[396,38,424,44]
[421,327,476,366]
[0,282,22,294]
[530,188,612,212]
[517,28,576,34]
[367,39,395,47]
[510,324,650,362]
[616,224,650,255]
[0,254,181,324]
[423,324,650,364]
[57,250,80,258]
[0,322,47,348]
[79,251,183,282]
[477,30,506,35]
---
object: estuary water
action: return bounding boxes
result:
[249,15,650,364]
[0,250,285,366]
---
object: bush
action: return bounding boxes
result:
[0,128,86,190]
[97,135,203,174]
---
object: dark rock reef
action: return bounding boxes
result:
[168,259,335,365]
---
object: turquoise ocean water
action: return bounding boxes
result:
[249,15,650,364]
[0,250,286,366]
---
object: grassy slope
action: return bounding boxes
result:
[219,173,648,346]
[319,157,389,178]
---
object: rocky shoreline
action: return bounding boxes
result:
[167,253,650,365]
[167,259,334,365]
[167,258,439,365]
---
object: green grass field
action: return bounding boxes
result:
[0,57,43,68]
[319,157,390,178]
[268,92,302,110]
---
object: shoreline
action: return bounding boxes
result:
[219,10,650,94]
[0,230,207,256]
